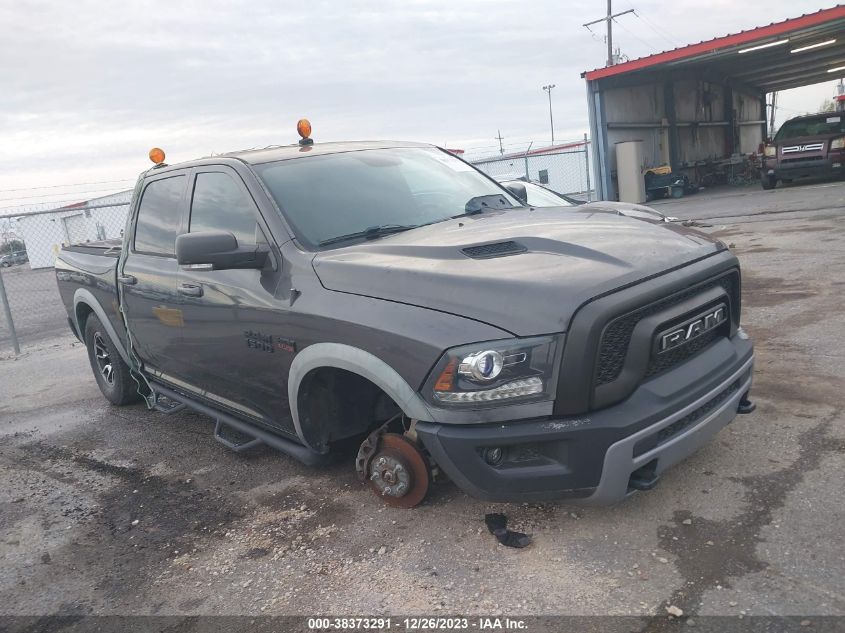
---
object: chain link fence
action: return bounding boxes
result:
[467,135,594,201]
[0,193,130,354]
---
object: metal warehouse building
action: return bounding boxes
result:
[16,190,132,269]
[584,6,845,200]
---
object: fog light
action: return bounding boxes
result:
[483,447,504,465]
[833,162,841,168]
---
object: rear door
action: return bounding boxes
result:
[174,167,294,433]
[120,173,188,377]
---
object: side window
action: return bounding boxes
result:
[190,172,258,244]
[134,176,185,256]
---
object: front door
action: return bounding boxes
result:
[175,168,295,434]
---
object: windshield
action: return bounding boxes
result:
[254,147,520,248]
[775,114,845,141]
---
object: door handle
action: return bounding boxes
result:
[178,283,203,297]
[117,275,137,285]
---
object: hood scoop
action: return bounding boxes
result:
[461,241,527,259]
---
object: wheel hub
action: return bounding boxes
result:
[366,433,430,508]
[370,454,411,497]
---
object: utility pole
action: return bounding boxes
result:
[583,1,635,66]
[542,84,555,145]
[496,130,505,155]
[769,91,778,138]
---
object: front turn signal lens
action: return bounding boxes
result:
[433,358,457,392]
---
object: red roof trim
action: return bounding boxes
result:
[583,5,845,81]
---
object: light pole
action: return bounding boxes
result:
[542,84,555,145]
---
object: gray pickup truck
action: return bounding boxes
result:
[56,127,755,507]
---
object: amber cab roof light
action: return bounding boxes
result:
[148,147,166,166]
[297,119,314,146]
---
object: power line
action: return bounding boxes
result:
[0,178,134,195]
[0,187,132,203]
[0,194,130,213]
[633,11,680,49]
[613,16,660,56]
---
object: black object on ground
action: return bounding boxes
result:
[484,513,532,548]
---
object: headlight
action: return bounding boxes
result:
[422,335,560,407]
[831,137,845,150]
[764,145,776,157]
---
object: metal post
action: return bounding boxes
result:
[0,267,20,355]
[543,85,556,145]
[606,0,613,66]
[523,142,533,180]
[583,133,592,201]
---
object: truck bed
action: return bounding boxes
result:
[55,240,126,345]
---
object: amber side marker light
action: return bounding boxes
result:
[434,358,457,392]
[297,118,314,146]
[149,147,166,164]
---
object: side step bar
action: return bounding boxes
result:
[153,395,186,414]
[214,419,262,453]
[149,382,331,466]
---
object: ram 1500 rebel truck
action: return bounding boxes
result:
[761,111,845,189]
[56,123,755,507]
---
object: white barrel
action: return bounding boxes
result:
[615,140,646,204]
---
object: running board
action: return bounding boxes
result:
[153,395,186,414]
[214,419,263,453]
[149,381,330,466]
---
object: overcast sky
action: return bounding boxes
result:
[1,0,841,213]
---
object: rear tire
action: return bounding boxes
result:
[84,315,140,406]
[761,173,777,190]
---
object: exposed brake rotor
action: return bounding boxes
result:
[366,433,430,508]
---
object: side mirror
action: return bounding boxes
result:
[504,182,528,204]
[176,231,270,270]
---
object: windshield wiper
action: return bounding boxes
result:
[459,194,515,216]
[318,224,418,247]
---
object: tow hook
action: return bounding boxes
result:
[737,393,756,415]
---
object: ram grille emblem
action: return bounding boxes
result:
[657,304,727,353]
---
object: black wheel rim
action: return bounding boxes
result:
[93,332,115,386]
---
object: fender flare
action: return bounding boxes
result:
[72,289,131,365]
[287,343,433,451]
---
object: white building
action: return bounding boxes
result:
[14,190,132,269]
[470,141,593,199]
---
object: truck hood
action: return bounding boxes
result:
[311,208,724,336]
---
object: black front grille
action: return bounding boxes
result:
[632,376,743,457]
[781,156,824,164]
[461,241,526,259]
[595,274,736,386]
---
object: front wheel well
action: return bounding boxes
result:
[296,367,403,451]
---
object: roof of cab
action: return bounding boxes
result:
[221,140,433,165]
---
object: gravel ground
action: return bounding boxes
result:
[0,182,843,622]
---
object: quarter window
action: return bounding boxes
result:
[190,172,258,245]
[134,175,186,256]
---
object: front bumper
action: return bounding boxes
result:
[417,336,753,504]
[767,156,845,180]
